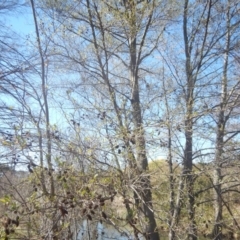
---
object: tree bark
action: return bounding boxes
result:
[30,0,54,196]
[212,4,230,239]
[130,16,159,240]
[183,1,197,238]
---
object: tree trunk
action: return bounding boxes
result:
[162,69,175,240]
[130,31,159,240]
[128,2,159,239]
[183,1,197,238]
[184,98,197,240]
[30,0,54,197]
[212,4,230,238]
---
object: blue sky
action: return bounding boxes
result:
[4,5,34,38]
[3,1,239,167]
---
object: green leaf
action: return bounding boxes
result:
[0,195,11,204]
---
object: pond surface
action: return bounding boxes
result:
[77,220,143,240]
[76,221,207,240]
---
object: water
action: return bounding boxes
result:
[76,220,206,239]
[77,220,143,240]
[76,221,209,240]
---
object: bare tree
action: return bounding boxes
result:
[211,1,240,239]
[35,0,174,239]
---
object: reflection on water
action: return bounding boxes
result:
[77,220,143,240]
[76,222,208,240]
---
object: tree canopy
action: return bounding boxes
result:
[0,1,240,240]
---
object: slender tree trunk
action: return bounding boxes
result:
[183,1,197,238]
[184,113,196,240]
[162,68,175,240]
[169,116,196,239]
[131,77,159,240]
[212,5,230,239]
[128,2,159,239]
[130,32,159,240]
[167,139,175,240]
[30,0,54,197]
